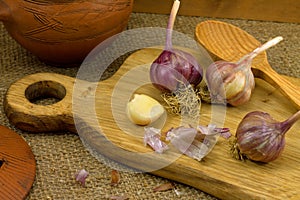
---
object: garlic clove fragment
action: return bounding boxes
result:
[126,94,165,126]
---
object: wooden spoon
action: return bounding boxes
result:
[195,20,300,109]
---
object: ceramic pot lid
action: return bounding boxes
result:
[0,125,36,199]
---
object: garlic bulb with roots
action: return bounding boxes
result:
[232,110,300,162]
[150,0,203,92]
[205,36,283,106]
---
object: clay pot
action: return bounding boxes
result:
[0,0,133,66]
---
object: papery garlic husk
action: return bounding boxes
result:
[75,169,89,186]
[235,111,300,162]
[144,127,168,153]
[205,60,255,106]
[166,125,231,161]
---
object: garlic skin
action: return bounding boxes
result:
[126,94,165,126]
[235,110,300,162]
[166,125,231,161]
[75,169,89,186]
[205,60,255,106]
[144,127,168,153]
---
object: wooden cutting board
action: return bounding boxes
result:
[4,47,300,199]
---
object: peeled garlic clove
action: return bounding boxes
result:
[126,94,165,126]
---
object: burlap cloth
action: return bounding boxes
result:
[0,12,299,200]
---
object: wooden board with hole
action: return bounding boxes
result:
[4,47,300,200]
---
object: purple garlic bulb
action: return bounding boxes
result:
[149,0,203,92]
[150,49,203,92]
[205,60,254,106]
[205,36,283,106]
[235,110,300,162]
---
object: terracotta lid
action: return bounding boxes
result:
[0,125,36,199]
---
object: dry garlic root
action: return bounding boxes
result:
[126,94,165,126]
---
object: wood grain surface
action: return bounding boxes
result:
[4,48,300,199]
[0,125,36,199]
[133,0,300,23]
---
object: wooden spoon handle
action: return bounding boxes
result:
[253,66,300,109]
[4,73,76,132]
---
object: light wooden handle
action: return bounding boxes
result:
[252,66,300,109]
[4,73,76,132]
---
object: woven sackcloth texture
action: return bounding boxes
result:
[0,12,299,200]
